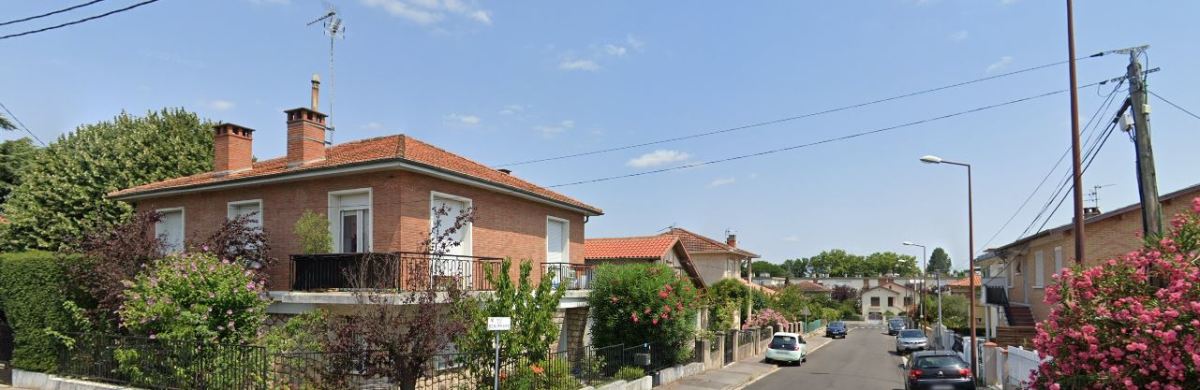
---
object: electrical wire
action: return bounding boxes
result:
[978,80,1123,250]
[495,54,1109,168]
[0,0,161,41]
[0,0,108,27]
[0,101,48,146]
[1149,91,1200,121]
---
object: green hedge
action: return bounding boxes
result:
[0,251,75,371]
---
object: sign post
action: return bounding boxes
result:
[487,317,512,390]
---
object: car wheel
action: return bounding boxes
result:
[764,358,772,364]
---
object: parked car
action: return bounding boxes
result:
[904,350,976,390]
[887,317,907,335]
[825,321,847,338]
[895,329,929,354]
[764,332,807,365]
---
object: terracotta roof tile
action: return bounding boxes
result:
[793,280,831,292]
[585,236,678,260]
[948,275,982,287]
[659,227,760,258]
[109,134,602,214]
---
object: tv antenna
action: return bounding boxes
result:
[308,3,345,144]
[1088,184,1115,209]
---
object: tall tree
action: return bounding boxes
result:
[927,247,952,275]
[0,109,212,250]
[780,258,809,278]
[750,260,786,277]
[0,138,38,203]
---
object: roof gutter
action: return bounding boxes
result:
[110,158,603,216]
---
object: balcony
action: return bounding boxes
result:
[541,263,594,290]
[290,252,502,292]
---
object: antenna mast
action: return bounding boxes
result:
[1087,184,1115,209]
[307,5,345,144]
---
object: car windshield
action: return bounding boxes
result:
[889,319,905,326]
[899,330,925,338]
[829,322,845,328]
[770,335,797,348]
[916,356,965,369]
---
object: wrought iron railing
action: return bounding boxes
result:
[291,252,503,292]
[541,263,595,290]
[57,333,268,390]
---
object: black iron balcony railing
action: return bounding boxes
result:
[291,252,502,292]
[542,262,594,290]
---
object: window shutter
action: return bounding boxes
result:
[546,219,566,263]
[1035,251,1045,287]
[1054,246,1063,276]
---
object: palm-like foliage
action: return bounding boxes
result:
[0,113,16,130]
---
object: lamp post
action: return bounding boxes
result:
[903,241,927,327]
[920,154,977,381]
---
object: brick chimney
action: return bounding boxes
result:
[286,75,327,167]
[1083,206,1102,218]
[726,231,737,248]
[212,123,254,173]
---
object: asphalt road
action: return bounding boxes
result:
[745,323,907,390]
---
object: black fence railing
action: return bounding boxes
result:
[738,330,755,347]
[291,252,503,292]
[541,263,595,290]
[985,286,1009,305]
[57,334,668,390]
[57,333,268,390]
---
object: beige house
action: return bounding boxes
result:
[660,228,759,286]
[979,183,1200,344]
[860,282,914,322]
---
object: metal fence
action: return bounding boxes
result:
[291,252,503,292]
[57,334,662,390]
[57,333,268,390]
[804,319,824,333]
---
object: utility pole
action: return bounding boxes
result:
[1065,0,1087,265]
[1125,47,1163,238]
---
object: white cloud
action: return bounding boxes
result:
[748,173,759,179]
[360,0,491,26]
[499,104,525,115]
[986,56,1014,73]
[949,30,969,42]
[445,113,481,126]
[559,59,600,71]
[626,34,645,51]
[362,122,385,130]
[708,177,736,188]
[204,99,235,111]
[535,120,575,137]
[627,150,691,168]
[782,235,801,242]
[604,44,627,57]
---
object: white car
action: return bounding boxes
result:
[764,332,807,365]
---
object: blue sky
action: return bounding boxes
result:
[3,0,1199,271]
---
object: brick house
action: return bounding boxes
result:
[108,81,603,350]
[977,183,1200,344]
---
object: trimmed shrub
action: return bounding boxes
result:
[0,251,77,371]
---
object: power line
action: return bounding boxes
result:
[1149,91,1200,121]
[0,0,161,41]
[1033,120,1118,234]
[0,0,108,27]
[495,54,1110,168]
[978,80,1123,250]
[547,81,1109,189]
[0,101,47,146]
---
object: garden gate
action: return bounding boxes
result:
[723,332,735,365]
[0,311,12,385]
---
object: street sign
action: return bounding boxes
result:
[487,316,512,331]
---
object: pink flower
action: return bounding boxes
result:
[631,312,639,323]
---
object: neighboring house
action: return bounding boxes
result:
[945,274,985,328]
[751,273,786,288]
[583,235,706,288]
[860,282,914,322]
[108,82,604,351]
[791,280,832,297]
[977,182,1200,338]
[660,228,759,287]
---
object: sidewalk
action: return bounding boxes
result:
[660,330,833,390]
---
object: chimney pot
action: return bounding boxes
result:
[286,106,327,167]
[311,74,321,111]
[212,123,254,173]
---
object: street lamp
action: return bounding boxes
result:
[903,241,927,327]
[920,154,977,380]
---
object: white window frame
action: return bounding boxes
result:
[155,207,185,253]
[1054,246,1063,276]
[226,199,263,225]
[545,216,570,264]
[1034,251,1045,288]
[429,191,474,256]
[328,188,373,253]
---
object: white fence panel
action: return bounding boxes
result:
[1005,346,1045,388]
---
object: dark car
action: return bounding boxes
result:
[905,350,976,390]
[887,318,907,335]
[825,321,847,338]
